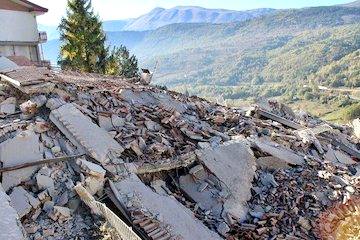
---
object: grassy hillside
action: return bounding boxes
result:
[135,6,359,89]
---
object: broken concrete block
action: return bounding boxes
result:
[353,118,360,139]
[49,103,124,164]
[119,89,187,113]
[256,156,290,170]
[189,165,207,181]
[84,175,105,196]
[53,206,71,221]
[115,174,221,240]
[46,98,66,110]
[0,184,27,239]
[98,115,114,131]
[20,95,47,116]
[251,138,304,166]
[179,174,223,217]
[217,222,230,237]
[9,186,40,218]
[76,159,106,178]
[196,140,256,223]
[0,97,16,114]
[324,147,357,166]
[36,174,55,190]
[0,130,43,191]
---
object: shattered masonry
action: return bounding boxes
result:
[0,64,359,240]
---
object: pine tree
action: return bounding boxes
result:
[58,0,107,73]
[105,45,139,78]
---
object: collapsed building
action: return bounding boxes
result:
[0,63,359,240]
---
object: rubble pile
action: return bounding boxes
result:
[0,65,359,240]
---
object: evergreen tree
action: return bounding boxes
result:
[106,45,139,78]
[58,0,107,73]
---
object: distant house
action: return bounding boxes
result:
[0,0,48,64]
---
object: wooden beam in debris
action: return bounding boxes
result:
[257,109,302,130]
[0,154,85,173]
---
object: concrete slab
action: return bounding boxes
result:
[179,174,223,217]
[0,184,26,239]
[115,174,221,240]
[0,130,43,191]
[196,140,256,222]
[251,138,304,166]
[119,89,187,113]
[49,103,124,164]
[325,147,357,166]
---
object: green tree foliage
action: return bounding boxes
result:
[58,0,139,78]
[106,46,138,78]
[59,0,107,73]
[344,103,360,120]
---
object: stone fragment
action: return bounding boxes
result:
[53,206,71,221]
[36,174,55,190]
[42,228,54,237]
[43,201,54,213]
[46,98,66,110]
[111,114,125,128]
[189,165,207,181]
[196,140,256,222]
[20,95,47,115]
[49,103,124,164]
[298,216,311,231]
[217,222,230,237]
[260,172,279,187]
[179,174,222,217]
[9,186,40,218]
[98,115,114,131]
[77,159,106,178]
[0,130,43,191]
[256,156,290,170]
[0,97,16,114]
[0,184,26,239]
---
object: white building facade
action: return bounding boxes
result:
[0,0,47,62]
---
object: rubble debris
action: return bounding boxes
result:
[49,103,124,165]
[0,66,55,94]
[74,183,142,240]
[196,140,256,223]
[0,66,359,239]
[0,130,43,191]
[114,174,222,239]
[0,184,26,239]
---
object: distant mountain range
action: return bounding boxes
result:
[121,6,276,31]
[39,6,276,40]
[41,2,360,99]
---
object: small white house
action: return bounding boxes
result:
[0,0,47,63]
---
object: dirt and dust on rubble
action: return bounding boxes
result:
[0,64,359,240]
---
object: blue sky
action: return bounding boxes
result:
[32,0,354,25]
